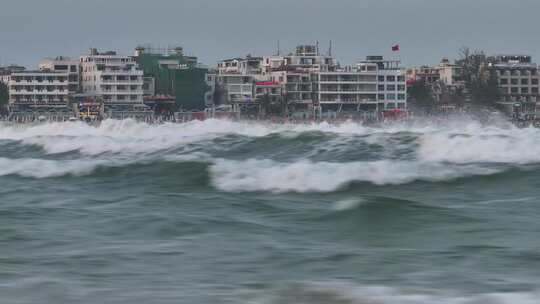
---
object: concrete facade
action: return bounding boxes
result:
[80,48,144,105]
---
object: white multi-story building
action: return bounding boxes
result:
[39,57,80,94]
[312,56,407,112]
[216,56,264,103]
[204,72,216,106]
[216,47,406,113]
[80,49,144,105]
[8,70,70,106]
[313,66,378,111]
[438,58,464,87]
[361,56,407,109]
[488,55,540,103]
[1,65,26,84]
[263,44,336,105]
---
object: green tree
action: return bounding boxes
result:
[456,47,500,108]
[0,82,8,106]
[407,80,435,112]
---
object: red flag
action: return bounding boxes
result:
[392,44,400,52]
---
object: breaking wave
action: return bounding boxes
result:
[209,159,501,193]
[0,118,539,192]
[249,281,540,304]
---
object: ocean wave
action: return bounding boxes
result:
[210,159,501,193]
[418,127,540,164]
[250,281,540,304]
[0,119,375,156]
[1,119,540,188]
[0,157,110,178]
[0,153,208,179]
[0,118,535,162]
[332,198,367,211]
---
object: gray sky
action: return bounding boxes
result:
[1,0,539,68]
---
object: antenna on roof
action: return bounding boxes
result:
[277,40,280,56]
[316,41,320,56]
[329,40,332,57]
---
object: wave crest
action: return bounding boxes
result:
[210,159,500,193]
[252,281,540,304]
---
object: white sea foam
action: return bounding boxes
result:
[1,118,539,185]
[0,119,372,155]
[418,126,540,164]
[251,281,540,304]
[210,159,500,193]
[3,119,270,155]
[0,118,532,160]
[0,157,110,178]
[332,198,366,211]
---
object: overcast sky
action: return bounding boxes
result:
[1,0,539,68]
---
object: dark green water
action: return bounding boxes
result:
[1,119,540,303]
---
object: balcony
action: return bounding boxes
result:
[101,79,143,84]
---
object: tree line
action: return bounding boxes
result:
[408,47,501,112]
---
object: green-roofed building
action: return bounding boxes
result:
[134,46,214,110]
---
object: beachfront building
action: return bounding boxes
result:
[39,57,80,94]
[80,48,144,105]
[405,58,466,105]
[406,66,440,84]
[0,65,26,84]
[142,77,156,96]
[312,56,406,114]
[438,58,464,87]
[135,45,212,110]
[215,45,406,117]
[487,55,540,104]
[406,58,463,87]
[6,70,74,121]
[216,45,336,106]
[205,72,216,107]
[264,45,336,107]
[216,56,264,106]
[7,70,70,106]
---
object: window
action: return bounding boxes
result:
[378,85,385,91]
[532,79,539,85]
[378,76,385,82]
[521,79,529,85]
[398,94,406,100]
[521,87,529,94]
[378,94,385,100]
[511,87,518,93]
[386,76,396,82]
[500,78,508,85]
[54,65,68,71]
[511,79,518,85]
[397,76,405,82]
[533,87,539,94]
[387,85,396,91]
[387,93,396,100]
[398,85,406,91]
